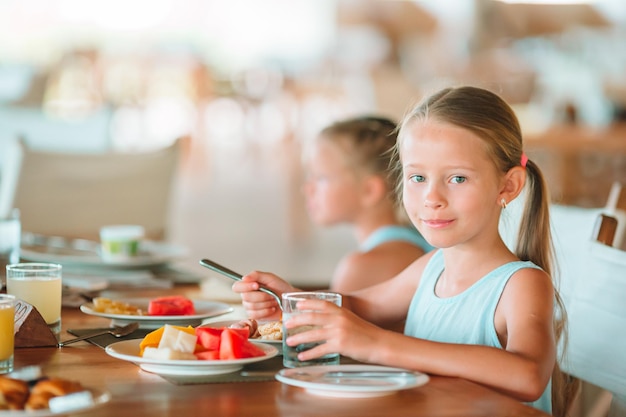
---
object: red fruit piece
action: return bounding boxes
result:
[219,328,266,360]
[196,327,223,351]
[148,296,196,316]
[195,350,220,360]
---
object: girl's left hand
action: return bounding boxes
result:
[284,299,387,364]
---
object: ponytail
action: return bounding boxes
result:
[519,159,578,417]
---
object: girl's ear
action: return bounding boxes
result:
[361,175,387,207]
[499,166,526,206]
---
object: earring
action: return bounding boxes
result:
[500,198,507,209]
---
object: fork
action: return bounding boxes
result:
[58,322,139,347]
[199,258,283,310]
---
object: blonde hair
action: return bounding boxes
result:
[396,86,576,416]
[319,115,400,205]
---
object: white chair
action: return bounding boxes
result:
[11,137,183,241]
[0,106,114,217]
[501,201,626,417]
[550,205,626,417]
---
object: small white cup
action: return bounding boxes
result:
[99,225,145,262]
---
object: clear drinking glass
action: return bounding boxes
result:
[6,263,62,336]
[282,291,342,368]
[0,294,16,374]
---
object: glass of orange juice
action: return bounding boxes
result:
[0,294,16,374]
[7,263,62,337]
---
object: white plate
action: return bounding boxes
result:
[80,298,233,328]
[275,365,429,398]
[20,240,186,268]
[0,388,110,416]
[200,320,282,344]
[105,339,279,376]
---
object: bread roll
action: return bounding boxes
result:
[25,378,84,410]
[258,321,282,340]
[24,391,56,410]
[0,376,29,410]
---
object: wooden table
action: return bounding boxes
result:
[13,286,549,417]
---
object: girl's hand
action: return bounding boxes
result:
[284,299,386,364]
[231,270,297,320]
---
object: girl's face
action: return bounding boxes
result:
[302,138,363,226]
[400,120,504,249]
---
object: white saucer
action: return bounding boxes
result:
[276,364,429,398]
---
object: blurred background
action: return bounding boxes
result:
[0,0,625,286]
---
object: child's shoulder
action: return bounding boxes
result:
[501,264,554,306]
[506,264,552,287]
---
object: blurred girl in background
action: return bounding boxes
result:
[303,116,432,292]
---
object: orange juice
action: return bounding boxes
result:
[0,294,15,373]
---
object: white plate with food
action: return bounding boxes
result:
[0,387,110,417]
[275,365,429,398]
[201,319,283,344]
[20,239,186,269]
[105,339,279,376]
[80,298,233,328]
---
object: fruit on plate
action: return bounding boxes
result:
[196,327,267,360]
[139,325,195,356]
[91,295,196,316]
[140,324,266,360]
[147,296,196,316]
[218,328,266,360]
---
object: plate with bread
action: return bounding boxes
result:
[201,319,283,344]
[0,373,110,416]
[80,297,233,328]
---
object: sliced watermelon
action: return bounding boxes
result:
[148,295,196,316]
[219,328,266,359]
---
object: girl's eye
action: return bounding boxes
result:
[408,174,425,183]
[451,176,466,184]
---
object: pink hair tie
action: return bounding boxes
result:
[521,153,528,168]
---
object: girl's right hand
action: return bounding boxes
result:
[231,270,298,320]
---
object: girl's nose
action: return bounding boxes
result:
[424,198,443,208]
[423,185,445,208]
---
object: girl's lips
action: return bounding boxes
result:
[423,219,454,228]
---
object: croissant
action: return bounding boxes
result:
[25,378,84,410]
[24,391,56,410]
[0,376,29,410]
